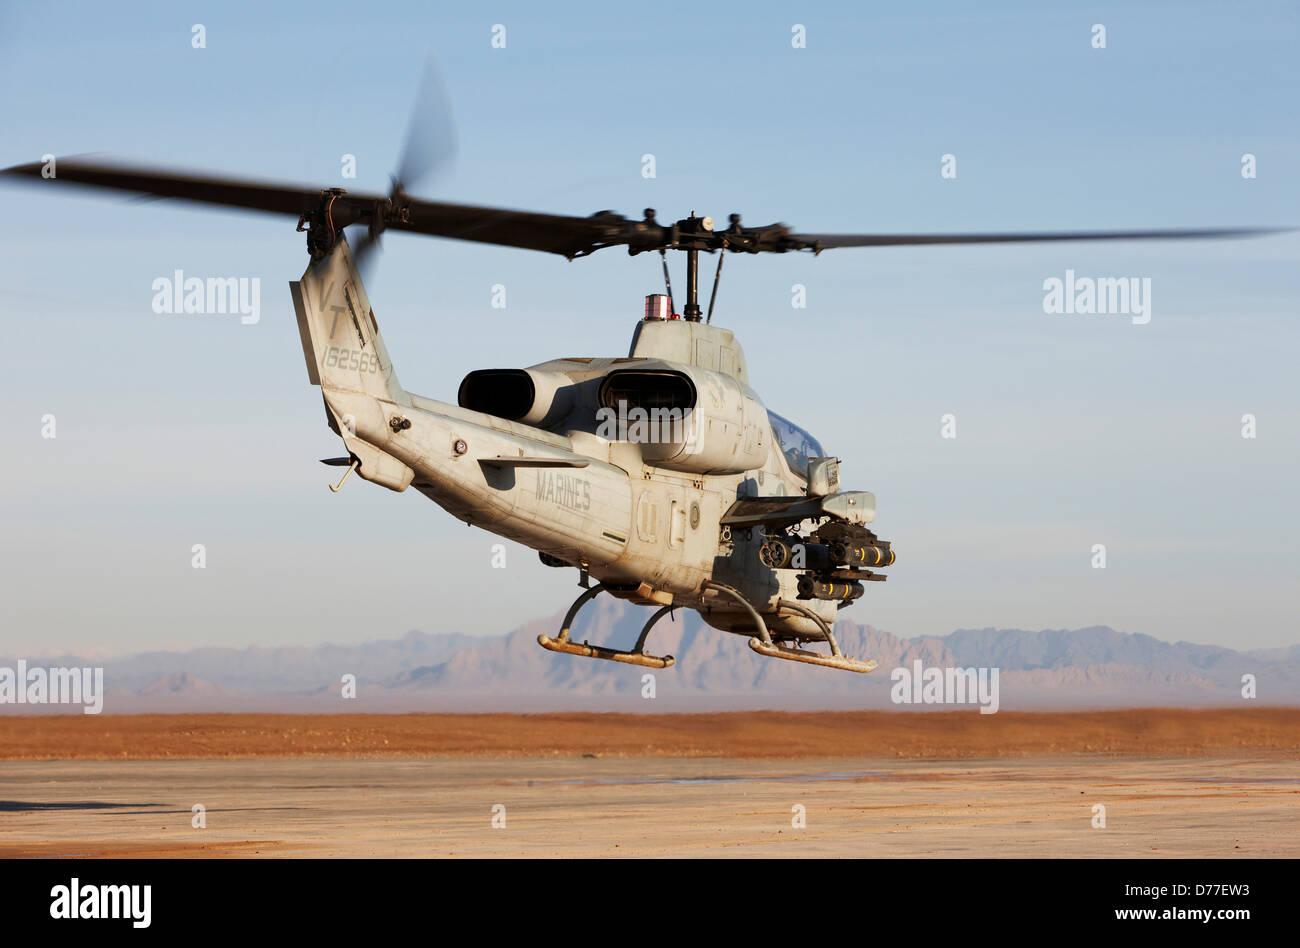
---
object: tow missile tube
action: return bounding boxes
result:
[795,576,866,602]
[758,535,896,571]
[829,540,895,568]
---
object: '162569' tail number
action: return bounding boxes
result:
[323,345,380,374]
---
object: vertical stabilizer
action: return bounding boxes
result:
[290,236,405,404]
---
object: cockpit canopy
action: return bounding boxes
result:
[768,410,824,479]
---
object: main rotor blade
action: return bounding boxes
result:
[0,158,351,219]
[781,227,1291,252]
[3,158,1288,260]
[0,158,641,257]
[383,198,657,256]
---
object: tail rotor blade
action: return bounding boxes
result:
[358,51,460,286]
[394,51,458,195]
[350,225,381,282]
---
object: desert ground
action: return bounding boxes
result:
[0,709,1296,857]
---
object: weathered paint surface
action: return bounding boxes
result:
[292,238,883,648]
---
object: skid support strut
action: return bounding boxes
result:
[537,584,676,668]
[700,580,877,673]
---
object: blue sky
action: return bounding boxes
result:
[1,0,1297,655]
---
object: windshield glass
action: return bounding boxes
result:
[768,410,825,479]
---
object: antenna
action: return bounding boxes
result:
[657,247,675,315]
[706,251,725,324]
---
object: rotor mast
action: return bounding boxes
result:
[683,247,701,320]
[665,211,718,322]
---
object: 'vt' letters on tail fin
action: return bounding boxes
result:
[290,236,404,404]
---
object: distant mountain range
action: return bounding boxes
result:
[5,599,1296,712]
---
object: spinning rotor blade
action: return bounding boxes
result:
[352,52,461,277]
[1,159,1288,261]
[0,159,339,220]
[374,199,661,256]
[394,53,458,195]
[0,156,655,257]
[774,227,1291,252]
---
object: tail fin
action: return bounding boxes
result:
[290,236,415,492]
[290,236,404,404]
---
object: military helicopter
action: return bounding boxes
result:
[3,76,1281,674]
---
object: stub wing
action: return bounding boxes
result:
[720,490,876,529]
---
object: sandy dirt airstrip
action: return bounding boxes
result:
[0,709,1296,857]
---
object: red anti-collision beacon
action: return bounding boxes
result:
[643,293,675,320]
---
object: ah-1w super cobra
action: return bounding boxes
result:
[3,84,1279,674]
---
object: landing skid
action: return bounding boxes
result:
[747,638,878,673]
[701,581,878,674]
[537,581,877,673]
[537,584,676,669]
